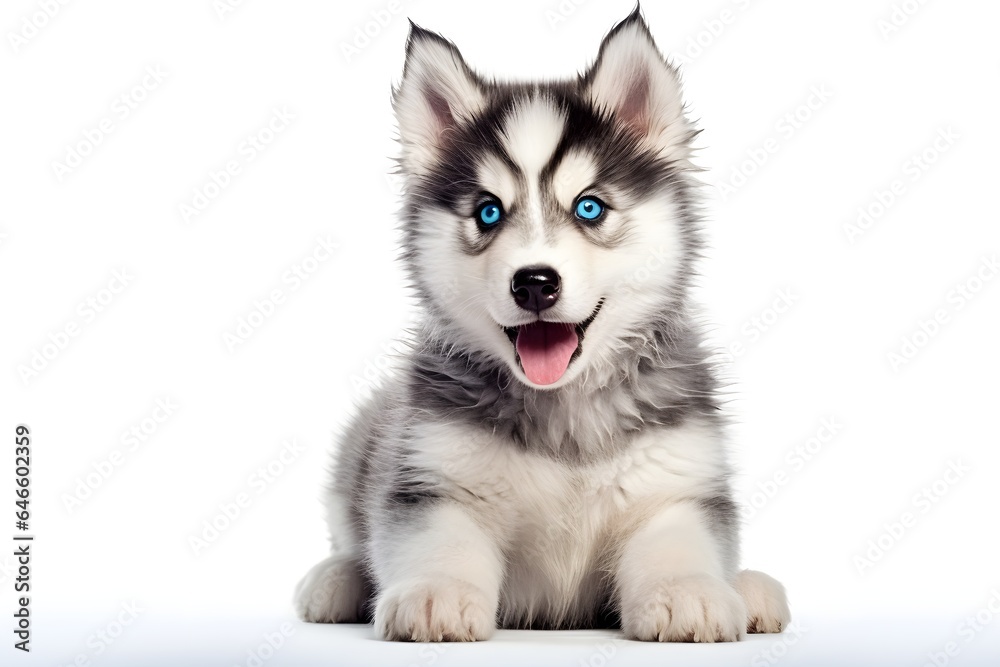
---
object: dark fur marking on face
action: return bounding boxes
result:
[403,73,693,267]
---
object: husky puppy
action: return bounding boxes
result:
[295,7,790,642]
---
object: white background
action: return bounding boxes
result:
[2,0,999,665]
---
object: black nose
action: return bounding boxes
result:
[511,267,561,312]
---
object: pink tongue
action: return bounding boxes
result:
[515,322,579,386]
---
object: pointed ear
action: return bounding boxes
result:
[585,10,692,159]
[393,23,485,175]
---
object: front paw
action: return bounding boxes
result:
[374,575,496,641]
[622,573,747,642]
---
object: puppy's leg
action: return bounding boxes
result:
[618,500,746,642]
[295,492,371,623]
[372,502,502,642]
[735,569,790,633]
[294,552,370,622]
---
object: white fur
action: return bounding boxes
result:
[476,153,518,211]
[551,149,598,209]
[376,575,496,641]
[371,503,502,641]
[616,502,745,641]
[621,572,747,642]
[500,98,565,248]
[501,98,566,180]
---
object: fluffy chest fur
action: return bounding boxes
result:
[405,416,727,626]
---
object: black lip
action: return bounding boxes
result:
[502,299,605,374]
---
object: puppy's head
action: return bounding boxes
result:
[394,8,700,390]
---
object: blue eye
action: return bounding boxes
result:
[477,201,503,226]
[575,197,605,221]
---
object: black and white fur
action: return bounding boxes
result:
[295,8,790,642]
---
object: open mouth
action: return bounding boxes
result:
[502,299,604,386]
